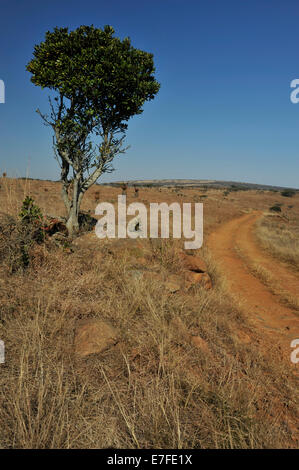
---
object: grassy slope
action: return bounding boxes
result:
[0,177,298,448]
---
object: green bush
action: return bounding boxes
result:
[19,196,43,223]
[0,215,36,271]
[19,196,45,244]
[281,190,296,198]
[0,197,47,272]
[269,205,282,213]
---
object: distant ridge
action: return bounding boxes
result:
[101,179,298,191]
[13,176,298,191]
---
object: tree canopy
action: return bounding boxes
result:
[26,25,160,235]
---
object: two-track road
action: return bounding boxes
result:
[208,211,299,346]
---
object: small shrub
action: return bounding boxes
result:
[19,196,45,244]
[0,216,42,272]
[19,196,43,224]
[0,198,48,272]
[269,205,282,213]
[281,190,296,198]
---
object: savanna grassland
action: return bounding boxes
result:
[0,176,298,448]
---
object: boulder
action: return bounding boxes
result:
[128,269,182,293]
[178,252,207,273]
[184,271,212,290]
[44,218,67,236]
[78,212,97,232]
[164,274,182,293]
[74,319,118,357]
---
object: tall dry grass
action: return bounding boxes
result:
[255,216,299,271]
[0,179,298,448]
[0,236,298,448]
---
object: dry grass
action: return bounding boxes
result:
[0,238,298,448]
[235,245,299,313]
[255,215,299,272]
[0,178,298,448]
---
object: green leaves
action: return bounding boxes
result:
[26,24,160,128]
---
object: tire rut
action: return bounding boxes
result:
[208,211,299,346]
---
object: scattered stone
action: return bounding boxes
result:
[170,316,190,342]
[128,269,144,281]
[44,218,67,236]
[164,274,182,293]
[178,252,207,273]
[51,232,68,243]
[130,346,142,361]
[170,317,210,353]
[237,331,252,344]
[133,256,148,266]
[190,335,210,352]
[184,271,212,290]
[145,271,183,293]
[74,319,118,357]
[78,212,97,232]
[128,269,182,293]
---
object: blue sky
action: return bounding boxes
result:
[0,0,299,188]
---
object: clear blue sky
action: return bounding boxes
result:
[0,0,299,188]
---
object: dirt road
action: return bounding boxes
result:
[208,211,299,346]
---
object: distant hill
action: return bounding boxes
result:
[100,179,298,191]
[14,176,297,191]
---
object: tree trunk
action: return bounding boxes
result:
[65,176,83,238]
[66,205,80,237]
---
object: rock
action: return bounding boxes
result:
[128,269,182,293]
[130,346,143,362]
[164,281,180,293]
[78,212,97,233]
[170,316,190,342]
[184,271,212,290]
[133,256,148,266]
[164,274,182,293]
[74,319,118,357]
[178,252,207,273]
[44,218,67,236]
[146,271,182,293]
[51,232,67,242]
[170,317,210,353]
[128,269,145,281]
[237,331,252,344]
[190,335,210,352]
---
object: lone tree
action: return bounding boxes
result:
[27,25,160,236]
